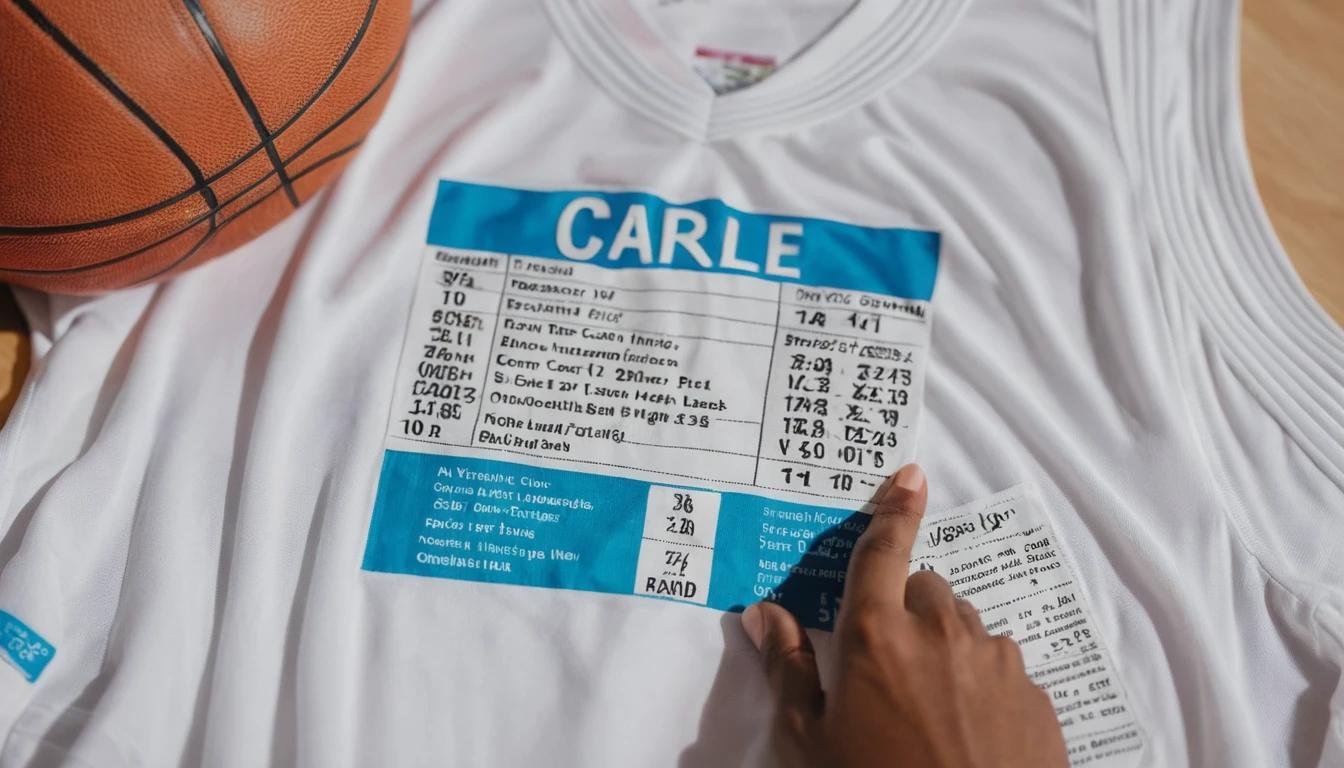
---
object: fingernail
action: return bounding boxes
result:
[890,464,925,495]
[741,604,765,650]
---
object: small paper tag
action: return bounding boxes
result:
[0,610,54,683]
[911,486,1145,766]
[692,46,777,94]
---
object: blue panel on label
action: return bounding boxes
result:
[0,611,55,683]
[426,180,940,300]
[364,452,645,594]
[363,451,870,630]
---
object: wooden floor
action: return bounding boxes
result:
[0,293,22,428]
[1,0,1340,427]
[1241,0,1344,323]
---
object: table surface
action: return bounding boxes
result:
[1,0,1340,428]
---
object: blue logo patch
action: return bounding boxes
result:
[0,611,55,682]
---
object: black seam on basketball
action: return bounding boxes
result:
[206,190,219,235]
[282,49,402,179]
[0,138,367,278]
[181,0,300,208]
[272,0,379,138]
[8,0,219,217]
[0,0,384,236]
[0,51,400,276]
[133,141,365,285]
[3,162,277,276]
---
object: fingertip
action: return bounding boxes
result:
[749,602,823,712]
[877,463,926,517]
[891,463,925,494]
[741,603,766,650]
[842,465,929,619]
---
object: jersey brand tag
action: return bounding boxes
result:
[692,46,777,93]
[0,610,54,683]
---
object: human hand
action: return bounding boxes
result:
[740,464,1069,768]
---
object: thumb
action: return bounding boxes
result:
[742,602,824,737]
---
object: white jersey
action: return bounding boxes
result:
[2,0,1342,765]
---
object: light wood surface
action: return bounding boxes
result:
[0,288,25,427]
[0,3,1340,428]
[1241,0,1344,324]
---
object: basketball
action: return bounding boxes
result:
[0,0,409,294]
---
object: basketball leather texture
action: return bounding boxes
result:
[0,0,410,294]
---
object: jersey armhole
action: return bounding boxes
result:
[1091,0,1344,602]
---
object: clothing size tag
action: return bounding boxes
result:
[692,46,777,94]
[364,179,938,614]
[911,486,1145,766]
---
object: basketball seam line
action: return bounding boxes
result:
[0,139,361,279]
[175,0,382,242]
[274,0,380,137]
[8,0,220,217]
[0,0,381,236]
[0,48,401,277]
[181,0,300,208]
[134,140,365,285]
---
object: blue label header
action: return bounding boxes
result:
[426,180,940,301]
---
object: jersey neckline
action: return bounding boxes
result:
[543,0,972,140]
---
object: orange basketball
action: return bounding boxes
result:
[0,0,410,294]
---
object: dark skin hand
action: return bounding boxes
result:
[740,464,1069,768]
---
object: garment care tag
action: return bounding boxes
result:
[364,179,938,614]
[911,486,1145,766]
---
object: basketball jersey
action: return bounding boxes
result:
[2,0,1342,765]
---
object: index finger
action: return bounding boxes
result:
[838,464,928,625]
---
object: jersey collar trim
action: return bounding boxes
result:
[544,0,971,140]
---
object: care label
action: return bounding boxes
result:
[365,179,938,611]
[911,487,1145,766]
